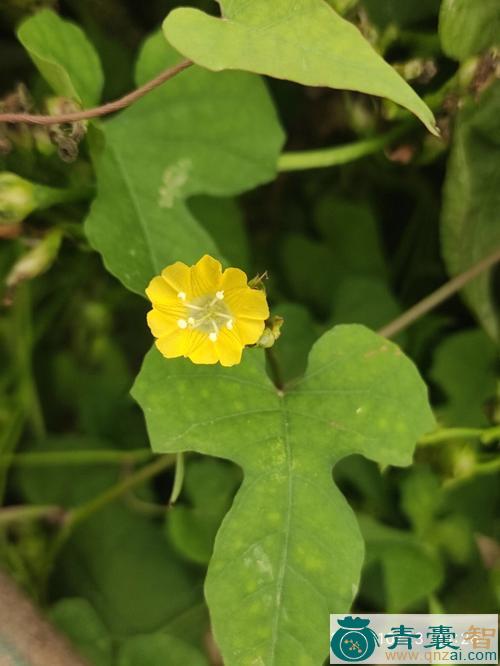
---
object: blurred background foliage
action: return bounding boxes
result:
[0,0,499,664]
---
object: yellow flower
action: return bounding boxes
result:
[146,255,269,367]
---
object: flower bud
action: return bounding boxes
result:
[5,228,63,290]
[256,315,284,349]
[0,172,36,225]
[0,171,84,225]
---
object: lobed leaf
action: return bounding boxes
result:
[163,0,437,134]
[132,325,434,665]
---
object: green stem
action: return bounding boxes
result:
[15,284,46,440]
[419,425,500,446]
[34,183,94,210]
[0,406,25,502]
[169,452,185,505]
[43,454,176,580]
[68,454,175,527]
[444,456,500,490]
[277,123,410,172]
[0,448,153,467]
[472,457,500,476]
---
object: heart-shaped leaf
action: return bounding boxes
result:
[163,0,437,134]
[85,32,284,295]
[132,324,434,665]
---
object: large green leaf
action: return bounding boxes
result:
[163,0,437,134]
[441,82,500,339]
[439,0,500,61]
[17,9,103,106]
[132,325,434,665]
[85,32,284,295]
[189,196,251,273]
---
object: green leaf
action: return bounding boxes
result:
[49,598,112,666]
[17,9,104,106]
[441,82,500,339]
[430,329,498,427]
[189,196,251,273]
[19,439,203,640]
[118,633,209,666]
[400,466,441,537]
[359,515,443,612]
[15,435,118,507]
[439,0,500,61]
[280,233,338,316]
[85,32,284,295]
[163,0,437,134]
[363,0,440,29]
[56,504,204,639]
[330,276,402,332]
[270,302,319,384]
[167,457,241,565]
[132,325,434,665]
[315,197,386,278]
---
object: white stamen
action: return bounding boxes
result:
[216,290,224,300]
[187,317,195,325]
[209,331,218,342]
[177,291,186,300]
[226,319,233,330]
[177,319,188,329]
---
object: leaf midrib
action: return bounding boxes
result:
[109,145,163,276]
[267,397,293,663]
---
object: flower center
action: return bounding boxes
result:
[177,291,233,341]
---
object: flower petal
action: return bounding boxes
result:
[160,261,191,295]
[191,255,223,297]
[215,328,244,367]
[156,328,207,359]
[225,287,269,321]
[155,329,189,359]
[147,308,180,338]
[221,267,248,292]
[188,336,219,365]
[234,317,266,345]
[145,276,177,305]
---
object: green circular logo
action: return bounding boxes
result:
[330,616,379,662]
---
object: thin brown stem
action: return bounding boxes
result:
[0,59,193,126]
[379,247,500,339]
[0,504,64,527]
